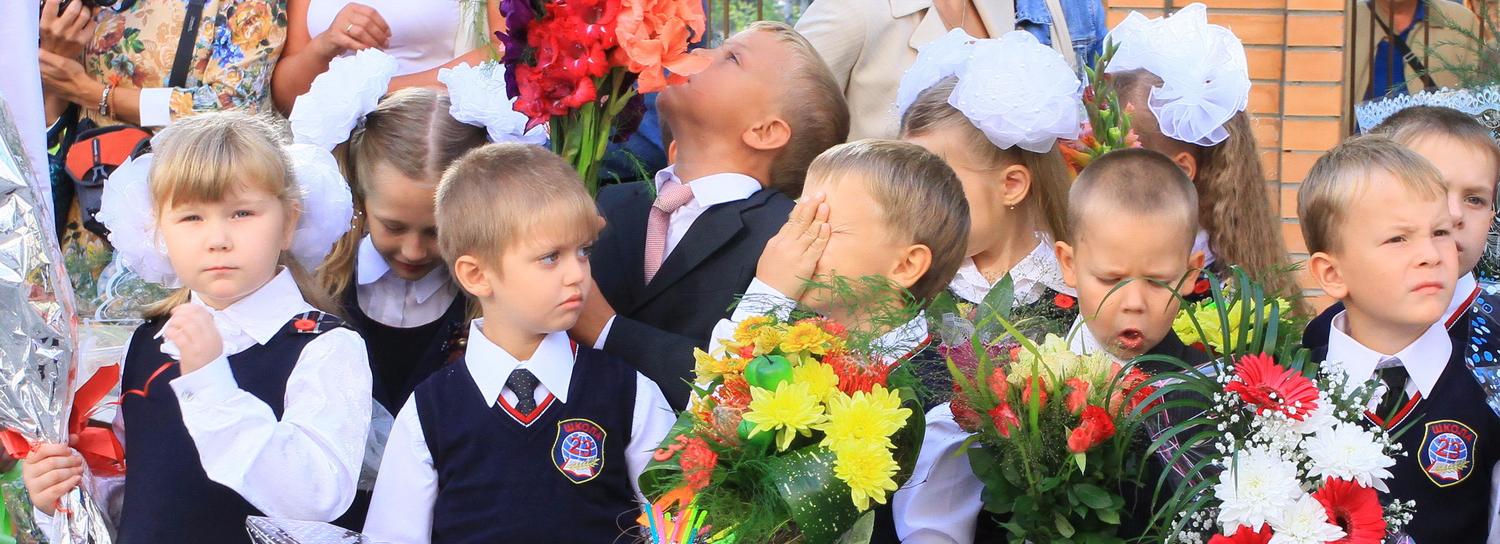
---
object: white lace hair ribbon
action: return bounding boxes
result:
[288,49,400,150]
[895,29,1081,153]
[96,146,355,288]
[1104,3,1250,147]
[438,61,548,145]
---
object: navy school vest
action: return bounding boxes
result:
[117,311,347,544]
[340,273,468,412]
[414,346,641,544]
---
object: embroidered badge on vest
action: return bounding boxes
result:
[289,311,343,334]
[1420,419,1479,487]
[553,418,606,484]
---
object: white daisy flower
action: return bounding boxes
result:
[1214,447,1303,534]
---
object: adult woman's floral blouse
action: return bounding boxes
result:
[84,0,287,126]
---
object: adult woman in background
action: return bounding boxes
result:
[271,0,504,113]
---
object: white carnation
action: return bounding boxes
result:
[1304,422,1396,492]
[1268,494,1346,544]
[1214,448,1303,534]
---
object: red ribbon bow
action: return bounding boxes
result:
[0,364,126,477]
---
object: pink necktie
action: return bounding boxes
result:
[644,179,696,283]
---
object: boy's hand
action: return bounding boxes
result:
[163,305,223,375]
[22,443,83,516]
[757,193,831,299]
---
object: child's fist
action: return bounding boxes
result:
[22,444,82,516]
[163,304,223,375]
[757,193,831,300]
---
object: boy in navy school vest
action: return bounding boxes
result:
[362,144,676,544]
[569,22,850,410]
[1297,138,1500,543]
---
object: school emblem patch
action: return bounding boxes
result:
[553,418,606,484]
[1420,419,1478,487]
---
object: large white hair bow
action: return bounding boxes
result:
[1105,3,1250,147]
[439,61,548,145]
[895,30,1082,154]
[289,49,399,150]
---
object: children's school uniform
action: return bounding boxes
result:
[344,236,466,411]
[33,269,372,544]
[1312,311,1500,543]
[946,240,1080,337]
[362,322,676,544]
[1304,272,1481,353]
[592,166,793,409]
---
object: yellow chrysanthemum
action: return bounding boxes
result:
[734,315,774,343]
[693,348,747,381]
[752,327,783,356]
[830,441,900,511]
[792,362,840,402]
[780,322,832,354]
[743,381,826,451]
[1171,309,1202,347]
[817,385,911,451]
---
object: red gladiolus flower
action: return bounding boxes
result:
[988,402,1020,438]
[1021,375,1047,409]
[1066,405,1116,453]
[1208,526,1273,544]
[1064,377,1090,414]
[1224,353,1320,421]
[986,366,1009,399]
[679,436,718,491]
[1054,293,1076,310]
[1313,479,1386,544]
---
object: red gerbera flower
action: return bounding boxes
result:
[1208,525,1272,544]
[1313,478,1386,544]
[1224,353,1320,421]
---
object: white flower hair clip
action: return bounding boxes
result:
[1105,3,1250,147]
[96,145,355,288]
[438,61,548,145]
[288,48,400,150]
[895,29,1082,154]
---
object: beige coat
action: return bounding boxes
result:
[796,0,1078,140]
[1346,0,1485,126]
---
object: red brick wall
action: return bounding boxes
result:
[1105,0,1350,309]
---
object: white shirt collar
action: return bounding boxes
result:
[355,235,453,304]
[1327,311,1451,397]
[949,239,1075,305]
[1447,272,1479,323]
[188,268,313,345]
[464,319,577,404]
[873,312,931,363]
[654,165,762,209]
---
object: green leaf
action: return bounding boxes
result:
[1074,483,1114,510]
[833,511,876,544]
[1054,513,1077,538]
[978,274,1016,324]
[1097,507,1120,525]
[765,448,861,544]
[1073,452,1087,473]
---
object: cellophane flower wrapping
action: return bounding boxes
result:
[246,517,369,544]
[638,311,927,544]
[1142,268,1415,543]
[0,94,113,542]
[941,298,1161,543]
[496,0,708,194]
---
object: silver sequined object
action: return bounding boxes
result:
[0,95,113,543]
[246,517,370,544]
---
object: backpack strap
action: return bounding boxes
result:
[167,0,208,88]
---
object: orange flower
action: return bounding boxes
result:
[614,0,711,92]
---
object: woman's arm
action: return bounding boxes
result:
[384,0,505,91]
[272,0,391,114]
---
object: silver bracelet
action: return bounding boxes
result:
[98,85,114,117]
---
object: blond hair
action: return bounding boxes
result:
[804,139,970,302]
[1372,105,1500,194]
[1112,69,1298,300]
[317,88,489,298]
[142,112,337,319]
[1068,148,1199,246]
[744,21,850,198]
[436,144,602,271]
[1298,136,1448,255]
[899,77,1071,242]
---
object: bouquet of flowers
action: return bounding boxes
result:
[943,324,1162,543]
[1140,269,1415,542]
[496,0,709,193]
[1061,40,1141,175]
[639,315,926,543]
